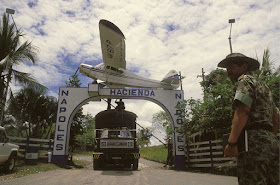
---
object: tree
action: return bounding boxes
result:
[75,113,95,151]
[137,128,152,147]
[8,87,57,138]
[254,48,280,107]
[0,13,45,125]
[152,111,173,141]
[66,74,84,152]
[175,69,235,140]
[66,74,82,87]
[175,98,203,140]
[198,69,235,135]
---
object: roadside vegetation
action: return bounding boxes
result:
[0,157,88,182]
[73,151,93,156]
[0,159,59,182]
[140,145,237,176]
[140,145,167,164]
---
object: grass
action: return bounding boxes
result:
[75,145,168,164]
[0,156,87,182]
[70,158,88,167]
[73,150,93,156]
[0,158,60,182]
[73,146,168,164]
[140,145,167,164]
[140,145,236,176]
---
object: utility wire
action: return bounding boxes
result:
[136,122,167,147]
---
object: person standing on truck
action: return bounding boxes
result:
[107,99,111,110]
[115,99,125,110]
[218,53,279,185]
[164,138,173,167]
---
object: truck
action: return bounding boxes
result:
[0,126,19,172]
[93,103,140,171]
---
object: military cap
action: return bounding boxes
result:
[218,53,260,71]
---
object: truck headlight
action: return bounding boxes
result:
[127,141,134,147]
[101,141,107,147]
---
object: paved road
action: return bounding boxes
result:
[1,157,238,185]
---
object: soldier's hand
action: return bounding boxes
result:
[224,144,239,157]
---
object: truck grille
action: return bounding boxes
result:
[107,141,127,146]
[100,139,134,148]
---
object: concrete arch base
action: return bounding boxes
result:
[52,84,186,170]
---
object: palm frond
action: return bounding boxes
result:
[0,13,26,74]
[12,69,47,92]
[0,54,9,68]
[0,13,22,61]
[13,41,38,64]
[2,41,38,68]
[260,49,273,76]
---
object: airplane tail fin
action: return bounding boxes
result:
[99,19,126,69]
[161,70,180,86]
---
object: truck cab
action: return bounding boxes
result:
[93,108,140,170]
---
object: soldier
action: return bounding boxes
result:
[218,53,279,185]
[164,138,173,167]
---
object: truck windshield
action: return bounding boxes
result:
[101,130,132,139]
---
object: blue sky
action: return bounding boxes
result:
[1,0,279,145]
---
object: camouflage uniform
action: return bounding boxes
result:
[232,74,279,185]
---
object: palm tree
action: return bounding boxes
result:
[7,87,57,157]
[255,49,273,81]
[255,48,280,107]
[0,13,45,124]
[8,87,57,138]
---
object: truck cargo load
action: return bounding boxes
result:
[93,101,139,170]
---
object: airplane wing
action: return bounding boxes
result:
[99,19,126,70]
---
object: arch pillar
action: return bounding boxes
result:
[52,84,186,169]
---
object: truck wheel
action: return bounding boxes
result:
[132,160,138,171]
[93,159,100,170]
[4,156,16,173]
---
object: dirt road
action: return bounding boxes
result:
[1,156,238,185]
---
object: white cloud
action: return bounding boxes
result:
[82,101,107,116]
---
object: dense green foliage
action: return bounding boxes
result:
[254,49,280,107]
[8,87,57,138]
[137,128,153,147]
[196,69,234,135]
[152,111,173,141]
[140,145,167,163]
[75,113,95,151]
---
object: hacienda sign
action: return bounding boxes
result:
[53,83,186,169]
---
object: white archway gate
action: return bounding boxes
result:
[52,84,186,169]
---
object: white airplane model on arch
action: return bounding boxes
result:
[79,19,181,90]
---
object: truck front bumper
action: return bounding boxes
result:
[93,152,140,164]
